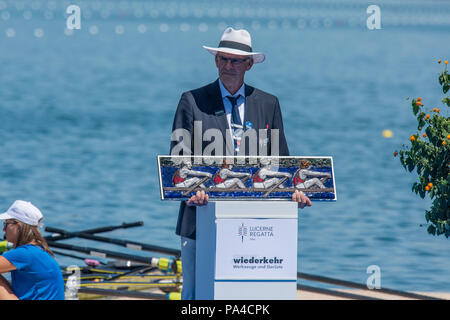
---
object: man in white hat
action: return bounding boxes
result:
[170,27,311,300]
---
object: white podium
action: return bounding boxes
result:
[196,201,298,300]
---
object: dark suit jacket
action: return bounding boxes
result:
[170,79,290,239]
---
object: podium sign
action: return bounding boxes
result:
[156,155,336,299]
[215,218,297,280]
[196,201,298,300]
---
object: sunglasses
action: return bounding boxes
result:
[3,221,18,228]
[217,55,250,66]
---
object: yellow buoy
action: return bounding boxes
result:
[382,129,394,138]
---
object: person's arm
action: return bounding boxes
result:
[265,170,291,178]
[0,275,17,300]
[170,92,194,156]
[303,170,331,178]
[0,257,18,300]
[0,256,17,273]
[225,170,250,178]
[187,169,212,178]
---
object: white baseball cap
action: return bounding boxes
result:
[0,200,43,226]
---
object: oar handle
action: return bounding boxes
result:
[0,240,13,253]
[84,221,144,234]
[46,227,180,257]
[45,221,143,235]
[45,226,71,235]
[48,241,179,273]
[47,241,154,265]
[45,221,144,241]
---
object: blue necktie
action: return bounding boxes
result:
[226,95,243,154]
[227,95,242,126]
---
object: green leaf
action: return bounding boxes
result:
[427,224,436,235]
[407,157,415,172]
[412,182,419,194]
[443,97,450,107]
[418,118,425,131]
[412,102,419,115]
[419,187,425,199]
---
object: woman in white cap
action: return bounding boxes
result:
[0,200,64,300]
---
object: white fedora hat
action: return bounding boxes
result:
[203,27,265,63]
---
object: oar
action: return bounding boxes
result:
[320,177,330,183]
[107,265,156,281]
[79,281,182,289]
[297,272,442,300]
[182,176,210,196]
[65,265,158,282]
[62,268,178,281]
[77,287,180,300]
[45,221,143,242]
[297,284,381,300]
[45,226,181,258]
[263,176,288,197]
[52,249,108,265]
[47,241,178,273]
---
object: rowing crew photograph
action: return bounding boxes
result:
[159,156,336,201]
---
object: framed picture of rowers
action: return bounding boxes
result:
[157,156,336,201]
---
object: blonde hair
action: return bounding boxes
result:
[300,160,312,169]
[14,220,54,257]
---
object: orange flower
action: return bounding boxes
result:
[433,108,437,112]
[443,141,447,146]
[410,135,416,142]
[425,114,430,120]
[393,151,398,157]
[436,108,440,113]
[447,134,450,140]
[416,101,422,106]
[425,186,430,191]
[445,61,449,65]
[423,133,427,138]
[428,182,433,188]
[417,97,422,101]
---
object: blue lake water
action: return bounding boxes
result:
[0,0,449,292]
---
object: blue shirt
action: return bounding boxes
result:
[3,244,65,300]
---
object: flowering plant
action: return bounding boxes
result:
[395,60,449,237]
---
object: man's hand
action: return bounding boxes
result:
[292,190,312,209]
[186,190,209,207]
